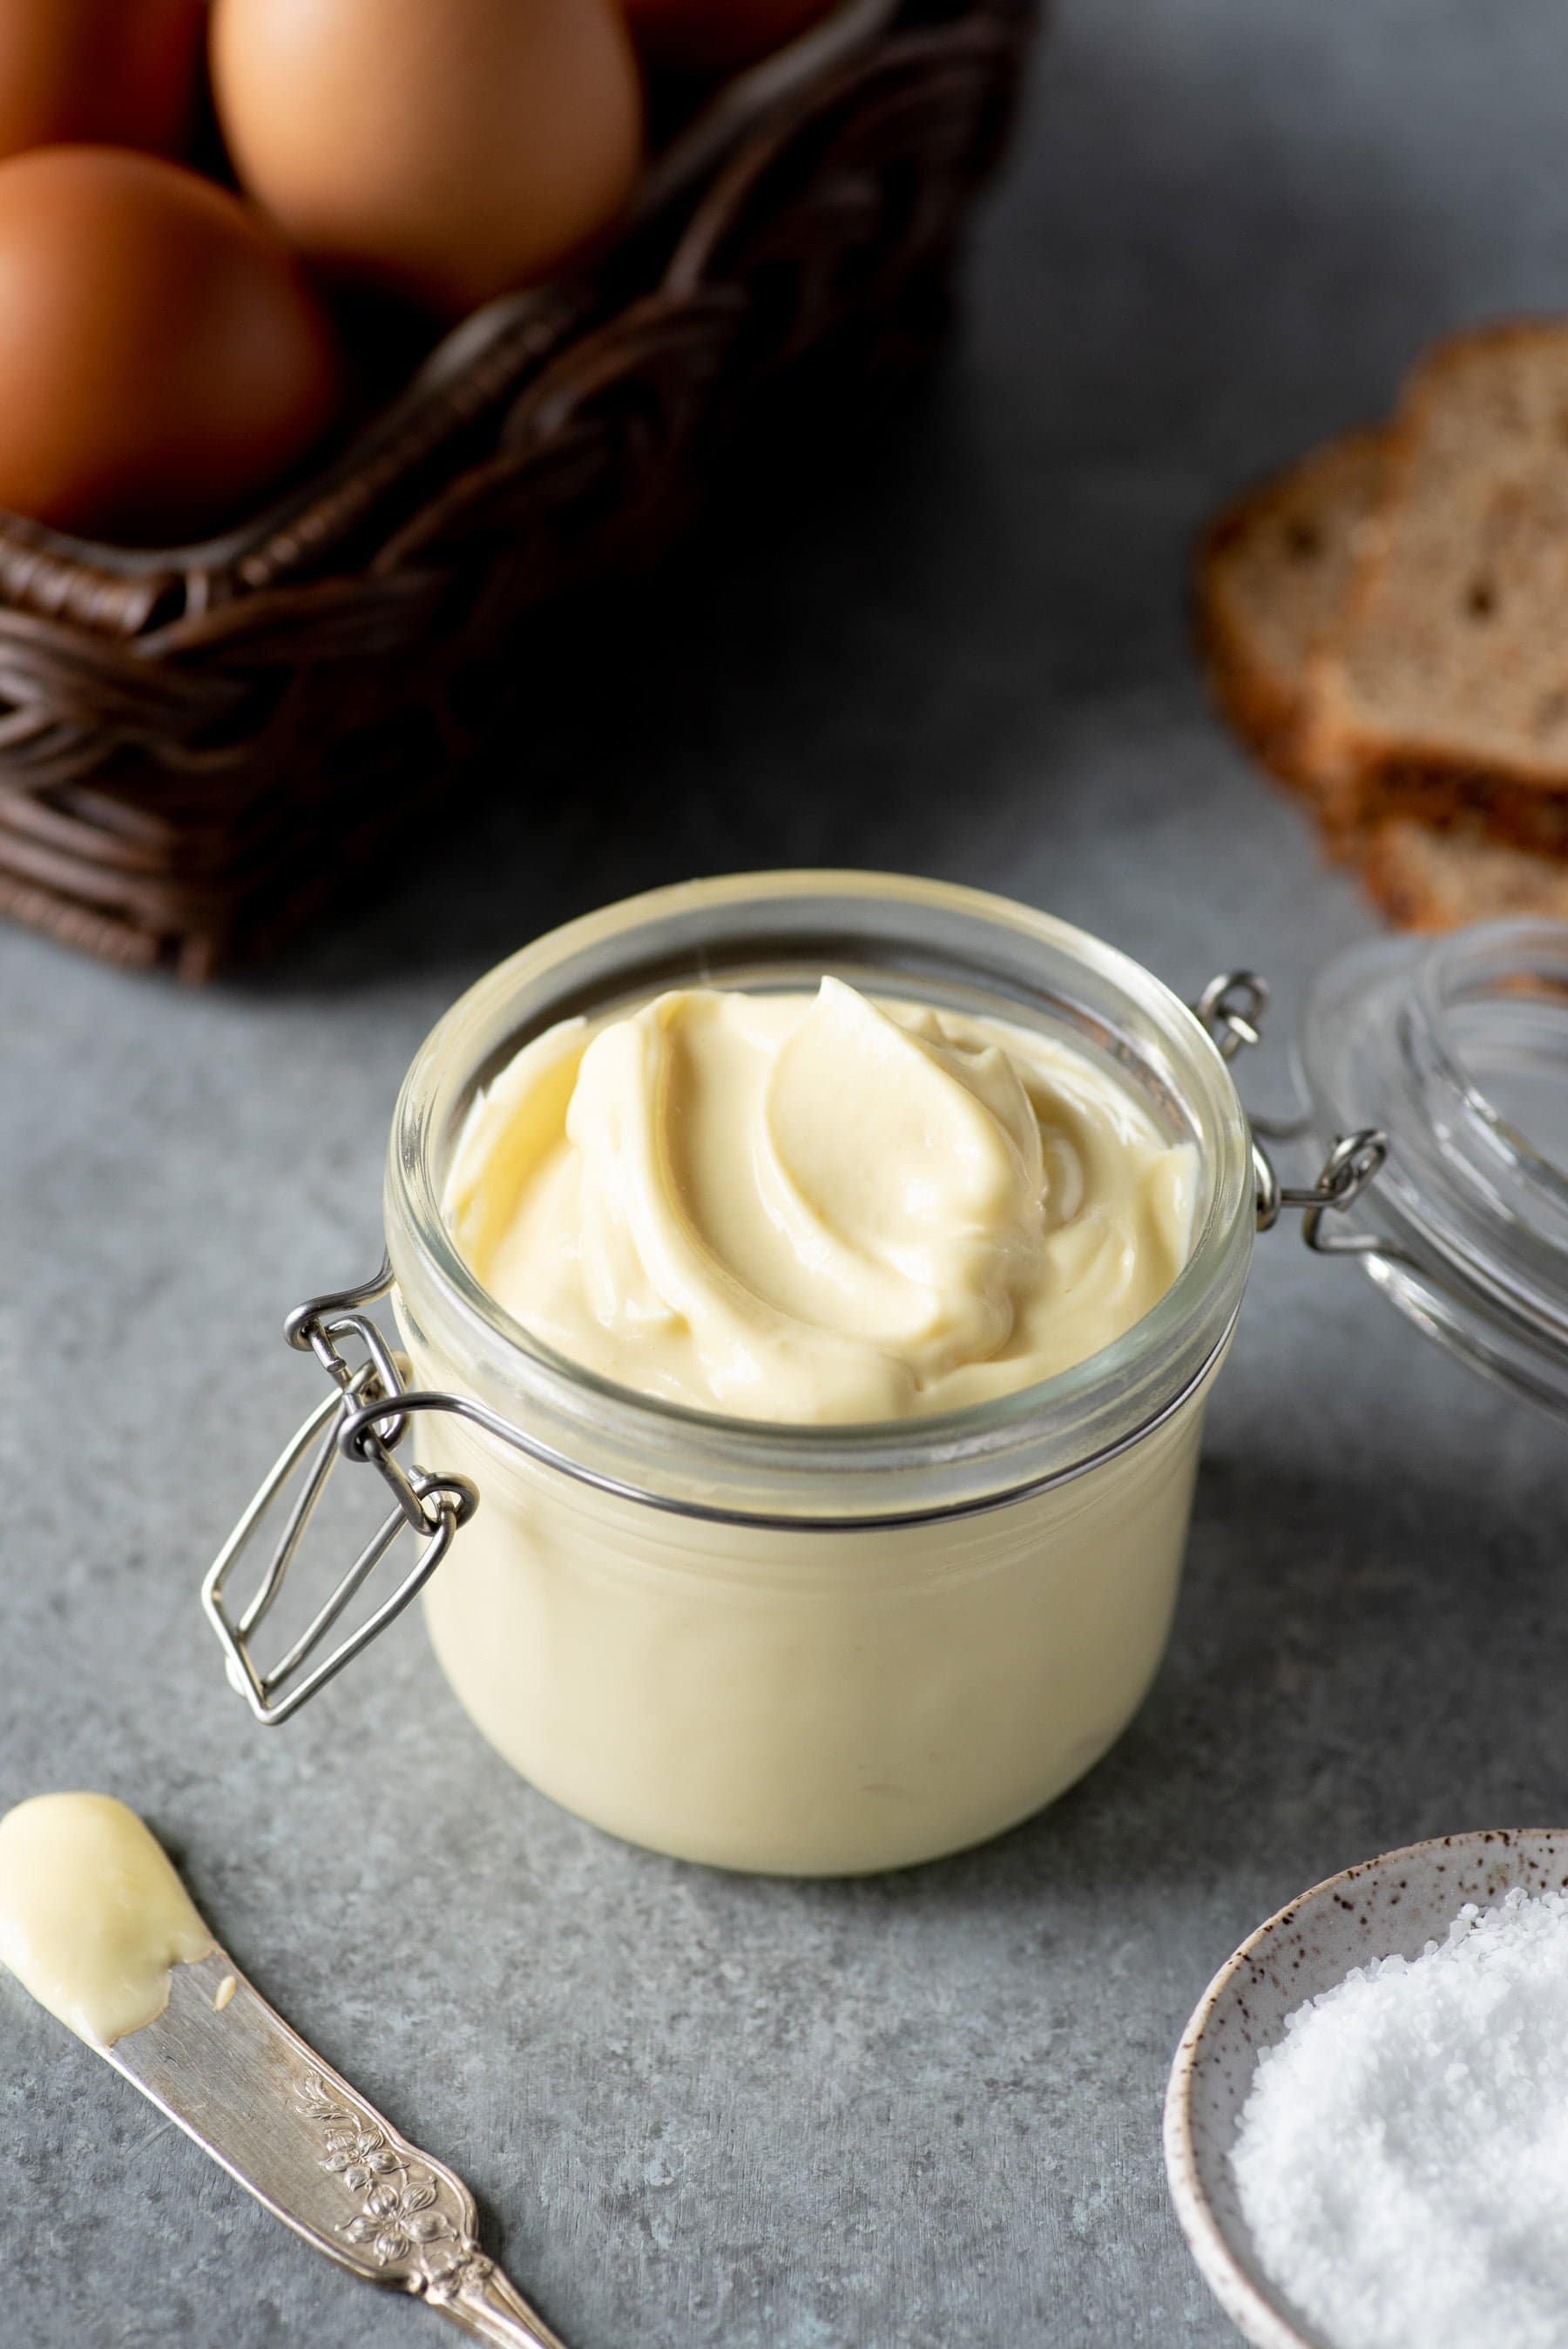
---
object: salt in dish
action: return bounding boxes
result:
[1164,1828,1568,2349]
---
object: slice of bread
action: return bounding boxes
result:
[1197,429,1384,793]
[1359,819,1568,928]
[1307,321,1568,853]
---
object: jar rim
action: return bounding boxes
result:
[384,871,1255,1517]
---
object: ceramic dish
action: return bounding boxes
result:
[1163,1827,1568,2349]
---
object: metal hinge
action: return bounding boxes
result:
[1193,971,1394,1256]
[200,1262,477,1725]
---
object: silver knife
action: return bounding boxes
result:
[99,1942,568,2348]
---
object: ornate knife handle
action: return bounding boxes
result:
[291,2068,565,2349]
[104,1948,569,2349]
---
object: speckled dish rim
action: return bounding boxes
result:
[1162,1827,1568,2349]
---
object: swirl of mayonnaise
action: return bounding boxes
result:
[446,979,1195,1424]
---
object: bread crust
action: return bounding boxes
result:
[1359,816,1568,928]
[1307,318,1568,836]
[1195,429,1385,799]
[1200,333,1568,922]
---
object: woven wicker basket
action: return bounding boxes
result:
[0,0,1037,976]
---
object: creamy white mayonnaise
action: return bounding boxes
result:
[447,979,1196,1422]
[0,1794,213,2045]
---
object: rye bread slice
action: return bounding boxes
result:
[1197,429,1384,793]
[1359,818,1568,928]
[1308,321,1568,852]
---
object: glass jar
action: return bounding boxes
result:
[382,874,1257,1872]
[204,872,1266,1873]
[205,887,1568,1871]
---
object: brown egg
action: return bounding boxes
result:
[211,0,645,318]
[0,147,341,543]
[0,0,206,164]
[622,0,841,75]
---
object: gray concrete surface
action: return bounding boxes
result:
[5,1,1568,2341]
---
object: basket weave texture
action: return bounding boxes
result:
[0,0,1036,976]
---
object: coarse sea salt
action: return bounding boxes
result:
[1231,1884,1568,2349]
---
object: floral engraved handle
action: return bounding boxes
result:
[97,1947,566,2349]
[295,2068,566,2347]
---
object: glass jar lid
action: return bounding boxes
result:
[1299,917,1568,1418]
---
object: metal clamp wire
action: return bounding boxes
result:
[203,1312,478,1725]
[1194,969,1404,1259]
[329,1327,1231,1536]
